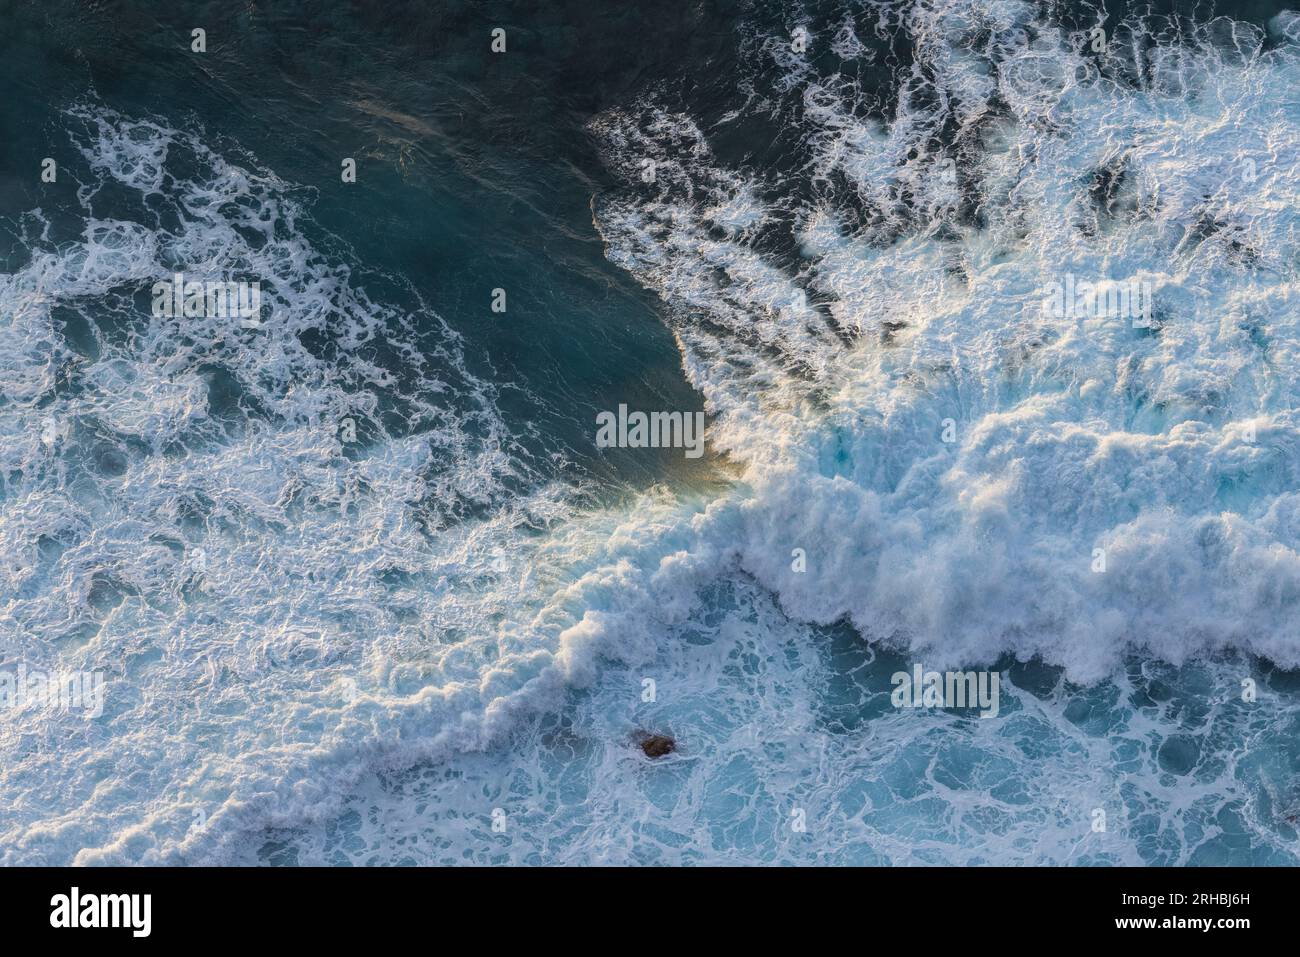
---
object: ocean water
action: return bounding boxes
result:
[3,0,1300,865]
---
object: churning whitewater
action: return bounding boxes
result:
[4,0,1300,866]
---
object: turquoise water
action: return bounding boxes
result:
[3,0,1300,865]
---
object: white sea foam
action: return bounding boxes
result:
[268,0,1300,867]
[8,0,1300,866]
[0,105,589,863]
[590,0,1300,685]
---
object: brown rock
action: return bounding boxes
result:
[634,732,675,758]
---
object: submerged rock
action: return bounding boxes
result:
[634,732,675,758]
